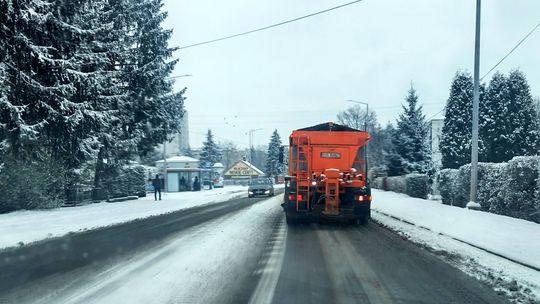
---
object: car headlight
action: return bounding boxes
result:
[265,190,270,194]
[248,191,253,194]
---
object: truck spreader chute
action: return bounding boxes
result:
[282,122,371,224]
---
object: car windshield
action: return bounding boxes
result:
[249,179,270,185]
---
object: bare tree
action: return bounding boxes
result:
[336,105,378,132]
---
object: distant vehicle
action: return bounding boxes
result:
[202,180,213,190]
[282,122,372,225]
[248,178,274,198]
[213,176,224,188]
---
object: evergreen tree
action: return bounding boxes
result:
[182,145,195,158]
[480,70,538,162]
[265,130,284,177]
[384,123,408,176]
[199,130,221,168]
[121,0,185,157]
[366,123,391,171]
[505,70,539,158]
[389,85,431,175]
[480,72,510,163]
[440,72,486,168]
[534,97,540,123]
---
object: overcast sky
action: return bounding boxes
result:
[162,0,540,149]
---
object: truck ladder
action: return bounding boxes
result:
[295,135,310,212]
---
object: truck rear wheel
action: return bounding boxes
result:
[359,215,369,225]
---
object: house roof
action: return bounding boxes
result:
[155,155,199,163]
[224,160,265,176]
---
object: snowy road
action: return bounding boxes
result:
[1,194,510,304]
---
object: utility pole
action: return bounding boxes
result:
[247,128,263,164]
[163,141,168,193]
[467,0,482,210]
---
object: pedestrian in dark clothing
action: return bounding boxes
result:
[180,176,186,191]
[193,176,201,191]
[152,174,162,201]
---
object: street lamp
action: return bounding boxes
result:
[247,128,263,163]
[346,100,369,131]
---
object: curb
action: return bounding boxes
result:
[371,209,540,272]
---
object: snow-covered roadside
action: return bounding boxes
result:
[0,186,249,250]
[371,189,540,302]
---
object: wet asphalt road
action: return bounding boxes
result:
[0,193,510,304]
[272,223,509,304]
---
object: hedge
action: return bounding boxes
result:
[0,155,66,213]
[436,156,540,223]
[372,173,430,199]
[100,165,147,199]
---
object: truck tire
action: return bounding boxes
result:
[359,215,369,225]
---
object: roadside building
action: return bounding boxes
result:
[155,155,210,192]
[224,160,265,181]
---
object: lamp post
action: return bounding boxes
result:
[346,100,369,131]
[247,128,263,163]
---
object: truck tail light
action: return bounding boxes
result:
[355,195,370,202]
[288,194,303,201]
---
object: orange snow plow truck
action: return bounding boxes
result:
[281,122,372,224]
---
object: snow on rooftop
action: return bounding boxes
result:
[155,155,199,163]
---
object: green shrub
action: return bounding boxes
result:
[0,155,66,213]
[100,164,146,199]
[405,174,430,199]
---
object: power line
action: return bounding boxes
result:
[178,0,363,50]
[429,20,540,120]
[480,21,540,81]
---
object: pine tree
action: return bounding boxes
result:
[389,85,431,175]
[385,123,408,176]
[120,0,185,157]
[1,0,55,156]
[505,70,539,158]
[183,145,195,158]
[265,130,284,177]
[199,130,221,168]
[481,72,508,163]
[440,72,486,168]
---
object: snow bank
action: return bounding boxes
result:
[371,189,540,270]
[0,186,248,250]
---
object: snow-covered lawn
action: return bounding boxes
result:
[371,189,540,302]
[0,186,250,250]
